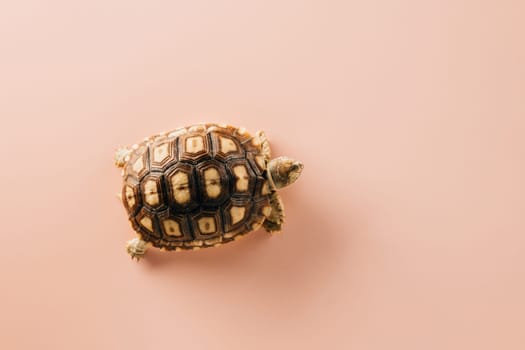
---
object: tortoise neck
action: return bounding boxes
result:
[266,162,278,190]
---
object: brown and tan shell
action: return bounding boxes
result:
[120,123,272,250]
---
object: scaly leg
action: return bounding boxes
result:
[126,237,148,261]
[263,192,285,233]
[255,130,271,160]
[114,147,131,168]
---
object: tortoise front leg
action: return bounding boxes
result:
[263,192,285,233]
[255,130,271,160]
[126,237,148,261]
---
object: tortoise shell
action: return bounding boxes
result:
[120,123,272,250]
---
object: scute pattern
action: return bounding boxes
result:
[121,123,271,250]
[166,163,197,211]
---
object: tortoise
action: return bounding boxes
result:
[114,123,303,260]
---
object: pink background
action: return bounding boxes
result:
[1,1,524,349]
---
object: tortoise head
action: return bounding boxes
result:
[268,156,304,189]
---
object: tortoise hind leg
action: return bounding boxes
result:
[114,147,131,168]
[263,192,285,233]
[126,237,148,261]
